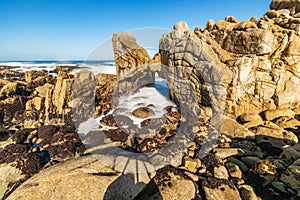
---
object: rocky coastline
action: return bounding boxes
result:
[0,0,300,199]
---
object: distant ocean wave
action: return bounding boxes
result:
[0,60,116,75]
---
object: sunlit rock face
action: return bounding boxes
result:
[270,0,300,15]
[159,11,300,117]
[112,31,152,79]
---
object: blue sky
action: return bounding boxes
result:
[0,0,270,60]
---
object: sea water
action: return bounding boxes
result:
[0,60,116,74]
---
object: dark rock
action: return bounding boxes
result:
[113,115,134,128]
[85,131,106,147]
[0,96,25,125]
[40,131,85,162]
[15,151,49,177]
[0,130,11,142]
[201,177,235,189]
[140,118,166,129]
[37,125,58,140]
[0,144,29,164]
[12,128,35,144]
[202,153,220,170]
[104,128,128,143]
[100,114,117,127]
[0,143,49,179]
[0,69,24,80]
[139,138,160,152]
[165,111,181,125]
[102,114,135,128]
[95,74,117,116]
[59,122,76,133]
[164,105,175,113]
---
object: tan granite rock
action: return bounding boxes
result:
[263,108,295,121]
[273,116,300,129]
[112,31,151,79]
[24,70,49,83]
[132,107,155,118]
[6,155,152,200]
[270,0,300,15]
[213,148,251,159]
[26,97,44,111]
[0,83,18,97]
[239,113,263,124]
[159,18,300,120]
[222,117,255,139]
[254,123,298,145]
[202,179,242,200]
[35,83,54,98]
[226,162,243,179]
[214,165,229,179]
[134,166,197,200]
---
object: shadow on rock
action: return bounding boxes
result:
[104,173,146,200]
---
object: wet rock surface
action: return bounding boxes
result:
[131,107,155,118]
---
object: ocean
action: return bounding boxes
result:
[0,60,116,75]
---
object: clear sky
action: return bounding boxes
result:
[0,0,271,60]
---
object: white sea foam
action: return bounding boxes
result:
[78,85,175,138]
[0,62,57,72]
[71,63,116,75]
[0,61,117,75]
[115,87,175,125]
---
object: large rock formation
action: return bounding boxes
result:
[159,3,300,118]
[160,22,230,116]
[111,31,165,104]
[112,31,152,79]
[21,70,116,127]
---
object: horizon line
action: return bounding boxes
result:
[0,59,115,62]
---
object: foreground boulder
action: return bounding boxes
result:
[5,155,152,200]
